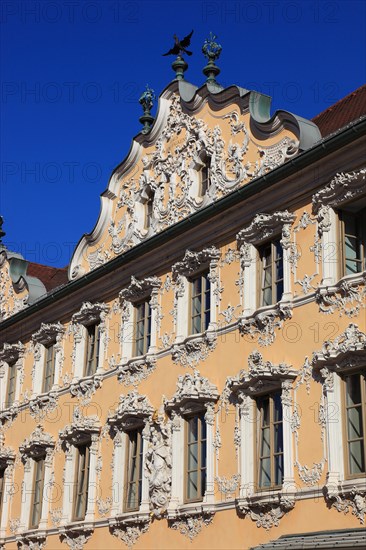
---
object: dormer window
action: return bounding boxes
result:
[144,187,155,230]
[84,323,100,377]
[199,156,211,197]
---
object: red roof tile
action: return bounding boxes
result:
[27,262,68,292]
[312,84,366,137]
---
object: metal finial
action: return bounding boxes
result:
[0,216,5,245]
[162,31,194,81]
[202,32,222,85]
[139,85,156,134]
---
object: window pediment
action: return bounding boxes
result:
[71,301,109,326]
[228,351,296,396]
[312,168,366,214]
[59,406,100,446]
[0,342,24,364]
[236,211,295,249]
[107,390,153,431]
[119,275,161,304]
[172,246,220,279]
[312,323,366,373]
[165,370,219,413]
[32,322,64,345]
[19,425,55,460]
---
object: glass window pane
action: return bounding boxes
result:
[347,406,363,440]
[346,375,361,406]
[262,287,272,306]
[188,417,198,442]
[188,443,198,470]
[345,235,358,261]
[349,440,365,475]
[273,393,283,422]
[274,423,283,453]
[187,471,198,499]
[261,399,270,427]
[275,279,284,302]
[260,427,271,457]
[275,454,284,486]
[192,296,201,315]
[259,457,271,487]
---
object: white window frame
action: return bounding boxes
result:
[59,408,100,527]
[107,391,153,522]
[312,323,366,497]
[165,371,219,518]
[312,167,366,287]
[0,343,24,413]
[0,446,15,540]
[31,323,64,397]
[236,211,295,317]
[227,351,297,521]
[172,246,221,344]
[19,426,55,533]
[71,302,109,382]
[119,276,161,362]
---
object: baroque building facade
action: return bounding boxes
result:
[0,66,365,549]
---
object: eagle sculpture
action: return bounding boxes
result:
[162,30,194,57]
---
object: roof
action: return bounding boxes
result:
[251,528,366,549]
[312,84,366,137]
[27,262,68,292]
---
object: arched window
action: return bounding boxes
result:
[199,156,211,197]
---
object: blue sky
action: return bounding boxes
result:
[1,0,365,268]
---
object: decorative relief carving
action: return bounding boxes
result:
[32,322,64,344]
[96,496,112,517]
[312,168,366,214]
[236,211,295,249]
[316,274,366,317]
[169,512,214,541]
[71,301,109,326]
[107,390,153,431]
[59,528,93,550]
[59,406,100,446]
[19,425,55,460]
[326,486,366,525]
[295,461,325,486]
[50,508,63,527]
[165,370,219,411]
[70,375,103,405]
[171,332,217,368]
[312,323,366,370]
[119,275,161,304]
[172,247,221,279]
[29,393,58,421]
[109,518,150,548]
[239,303,293,346]
[145,411,172,518]
[216,474,240,496]
[118,356,156,387]
[237,495,295,530]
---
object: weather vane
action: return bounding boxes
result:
[162,30,194,81]
[202,32,222,85]
[139,85,156,134]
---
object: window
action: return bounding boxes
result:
[42,344,55,393]
[258,239,284,307]
[84,324,100,377]
[144,188,155,230]
[343,372,366,478]
[73,443,91,521]
[256,391,283,489]
[199,157,211,197]
[125,428,143,512]
[5,362,17,409]
[339,205,366,276]
[185,412,207,502]
[190,271,211,335]
[0,468,5,521]
[134,300,151,356]
[29,456,45,529]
